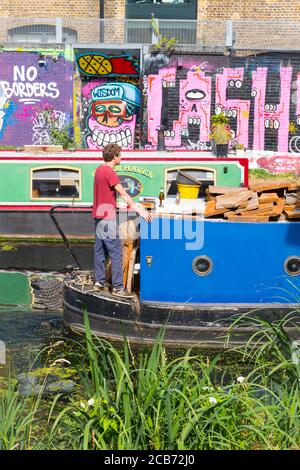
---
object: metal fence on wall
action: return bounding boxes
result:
[0,17,299,51]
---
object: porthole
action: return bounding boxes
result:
[284,256,300,276]
[192,256,213,276]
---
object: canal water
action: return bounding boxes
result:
[0,241,93,374]
[0,245,244,380]
[0,308,63,375]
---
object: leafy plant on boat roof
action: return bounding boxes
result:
[210,111,230,127]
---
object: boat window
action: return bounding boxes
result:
[192,256,213,276]
[31,168,80,199]
[166,168,215,197]
[284,257,300,276]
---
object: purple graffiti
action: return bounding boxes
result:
[0,52,72,146]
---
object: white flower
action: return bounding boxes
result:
[209,396,217,404]
[87,398,95,407]
[237,376,245,383]
[202,386,214,391]
[80,402,86,409]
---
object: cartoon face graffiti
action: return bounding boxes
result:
[86,82,140,149]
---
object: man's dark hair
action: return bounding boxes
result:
[102,144,121,162]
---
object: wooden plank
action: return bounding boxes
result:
[204,200,228,217]
[122,242,133,286]
[238,210,273,217]
[284,204,296,211]
[249,181,290,192]
[205,188,216,201]
[284,209,300,219]
[235,194,259,213]
[235,203,274,217]
[226,214,269,222]
[258,192,280,204]
[207,185,248,195]
[287,182,299,191]
[126,248,137,293]
[24,144,64,152]
[271,198,285,217]
[215,190,252,209]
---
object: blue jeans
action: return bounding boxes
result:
[94,218,123,289]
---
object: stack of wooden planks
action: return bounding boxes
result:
[205,181,300,222]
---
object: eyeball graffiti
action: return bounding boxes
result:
[85,82,140,150]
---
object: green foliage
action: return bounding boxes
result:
[0,145,18,150]
[47,311,300,450]
[50,125,76,151]
[0,243,17,252]
[235,143,244,150]
[2,310,300,450]
[249,168,297,179]
[151,14,178,53]
[211,112,230,126]
[38,106,77,150]
[0,378,44,450]
[209,124,232,145]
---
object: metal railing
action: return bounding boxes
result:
[0,17,299,51]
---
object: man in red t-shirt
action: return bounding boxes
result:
[93,143,152,298]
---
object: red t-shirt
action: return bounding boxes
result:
[93,165,120,219]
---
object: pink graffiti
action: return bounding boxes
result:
[147,68,212,148]
[252,67,292,152]
[216,68,250,149]
[82,80,103,99]
[147,68,176,147]
[14,104,36,121]
[257,154,300,173]
[86,116,136,150]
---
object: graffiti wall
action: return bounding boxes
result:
[75,49,141,150]
[0,51,73,146]
[143,53,300,154]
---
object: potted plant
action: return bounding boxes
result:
[209,112,232,157]
[235,143,245,157]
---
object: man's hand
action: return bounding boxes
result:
[115,183,153,222]
[138,207,153,222]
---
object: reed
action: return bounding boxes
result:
[47,310,300,450]
[0,377,46,450]
[1,309,300,449]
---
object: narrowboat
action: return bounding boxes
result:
[0,149,247,237]
[62,207,300,347]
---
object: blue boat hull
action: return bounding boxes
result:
[63,219,300,347]
[140,219,300,304]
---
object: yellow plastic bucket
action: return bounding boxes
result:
[177,183,200,199]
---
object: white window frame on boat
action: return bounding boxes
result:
[164,166,216,195]
[30,166,82,201]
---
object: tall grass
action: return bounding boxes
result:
[47,310,300,450]
[1,309,300,449]
[0,378,45,450]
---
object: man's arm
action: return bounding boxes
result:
[114,183,153,222]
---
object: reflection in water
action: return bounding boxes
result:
[0,308,63,375]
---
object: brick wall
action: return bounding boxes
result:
[201,0,300,20]
[0,0,99,18]
[1,0,299,22]
[104,0,126,43]
[0,0,100,43]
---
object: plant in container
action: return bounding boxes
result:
[209,112,232,157]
